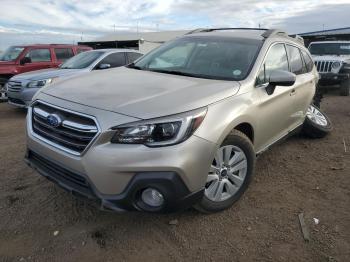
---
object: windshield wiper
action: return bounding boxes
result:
[148,69,226,80]
[127,63,142,70]
[148,69,200,77]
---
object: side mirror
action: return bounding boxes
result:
[20,57,32,65]
[266,70,296,95]
[98,63,111,70]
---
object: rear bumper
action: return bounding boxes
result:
[25,149,204,213]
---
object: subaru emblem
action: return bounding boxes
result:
[46,114,62,128]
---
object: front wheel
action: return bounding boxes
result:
[302,104,332,138]
[195,130,256,213]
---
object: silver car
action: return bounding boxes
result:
[25,29,332,213]
[7,49,143,108]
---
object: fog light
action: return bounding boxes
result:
[141,188,164,207]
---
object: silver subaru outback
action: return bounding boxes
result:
[25,28,332,213]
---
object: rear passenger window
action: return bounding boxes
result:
[98,53,126,68]
[286,45,305,75]
[127,52,142,63]
[54,48,74,62]
[25,49,51,62]
[256,43,289,85]
[301,50,314,72]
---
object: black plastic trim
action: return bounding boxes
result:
[25,149,204,213]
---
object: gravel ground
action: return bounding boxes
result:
[0,94,349,262]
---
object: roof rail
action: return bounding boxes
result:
[293,35,305,45]
[261,29,288,38]
[186,27,268,35]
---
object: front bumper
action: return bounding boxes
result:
[25,96,217,212]
[319,72,350,85]
[7,88,39,108]
[25,149,205,212]
[0,84,7,101]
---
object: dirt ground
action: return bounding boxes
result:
[0,94,349,262]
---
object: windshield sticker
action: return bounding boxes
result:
[340,46,350,50]
[233,70,242,76]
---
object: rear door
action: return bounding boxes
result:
[21,48,53,73]
[53,48,75,66]
[254,43,297,150]
[286,45,316,127]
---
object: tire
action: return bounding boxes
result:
[340,79,350,96]
[195,130,256,213]
[302,104,332,139]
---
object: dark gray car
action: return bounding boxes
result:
[7,49,143,107]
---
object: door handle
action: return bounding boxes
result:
[290,89,296,96]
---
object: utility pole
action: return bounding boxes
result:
[111,24,116,32]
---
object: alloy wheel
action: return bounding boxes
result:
[205,145,248,202]
[306,105,328,127]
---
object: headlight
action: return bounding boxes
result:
[331,61,341,69]
[27,78,54,88]
[111,108,207,147]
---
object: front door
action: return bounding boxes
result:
[254,43,297,151]
[20,48,53,73]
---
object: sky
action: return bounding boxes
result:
[0,0,350,51]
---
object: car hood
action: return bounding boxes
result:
[0,61,16,65]
[42,67,240,119]
[0,61,17,75]
[312,54,350,62]
[12,68,83,81]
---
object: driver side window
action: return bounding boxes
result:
[256,44,289,86]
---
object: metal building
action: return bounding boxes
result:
[79,30,191,53]
[299,27,350,47]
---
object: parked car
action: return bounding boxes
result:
[309,41,350,96]
[0,44,91,101]
[25,28,332,214]
[6,49,143,108]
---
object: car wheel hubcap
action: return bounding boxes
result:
[205,145,248,202]
[306,105,328,127]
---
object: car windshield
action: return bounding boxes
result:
[0,46,25,61]
[309,43,350,55]
[131,36,262,81]
[60,51,103,69]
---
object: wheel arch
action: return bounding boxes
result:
[233,122,254,143]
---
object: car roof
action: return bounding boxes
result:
[83,49,143,54]
[183,28,304,46]
[187,29,265,41]
[13,44,90,48]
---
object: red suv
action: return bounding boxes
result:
[0,44,92,100]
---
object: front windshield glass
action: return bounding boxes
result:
[309,43,350,55]
[132,36,262,80]
[0,46,25,61]
[60,51,103,69]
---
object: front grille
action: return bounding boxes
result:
[31,101,99,155]
[7,81,22,92]
[314,61,335,73]
[27,150,95,198]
